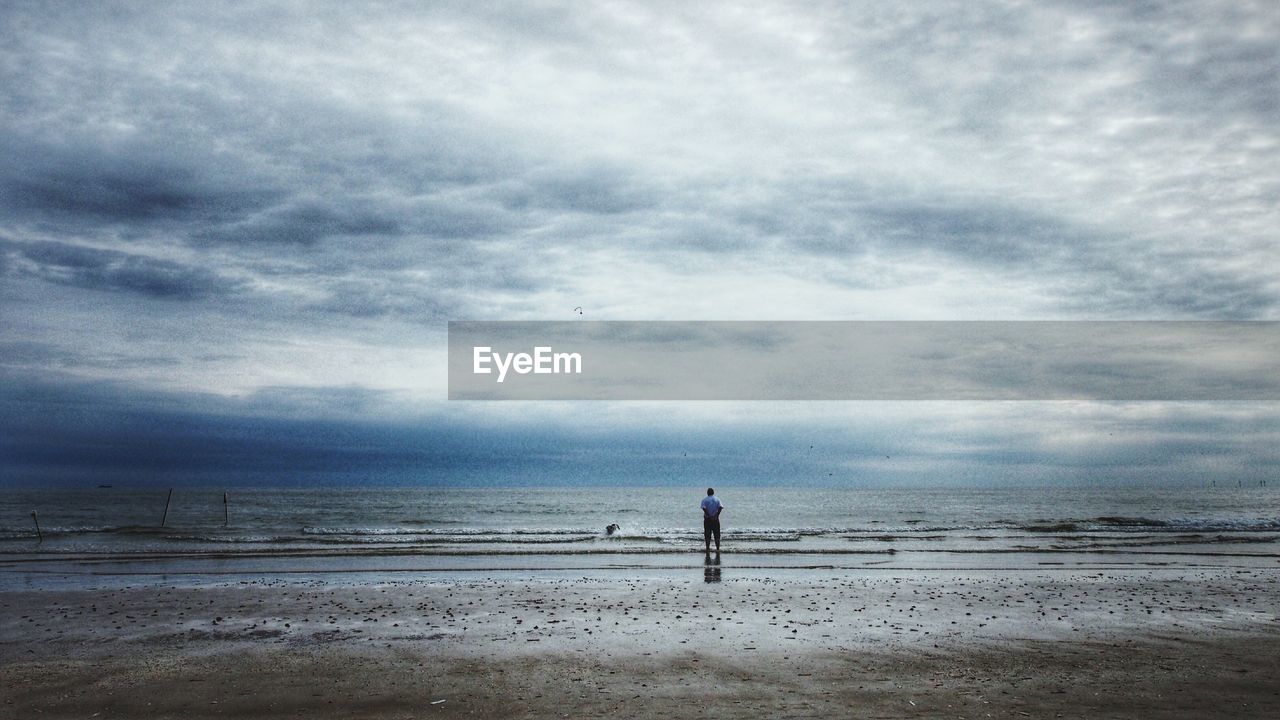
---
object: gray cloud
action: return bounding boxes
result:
[0,120,292,228]
[498,163,660,215]
[1,1,1278,484]
[2,1,1271,322]
[197,200,403,246]
[2,239,244,300]
[2,368,1277,486]
[1089,0,1280,121]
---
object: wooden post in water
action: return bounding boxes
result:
[161,488,173,527]
[223,492,229,527]
[31,511,42,543]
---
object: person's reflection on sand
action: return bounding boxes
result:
[703,551,722,583]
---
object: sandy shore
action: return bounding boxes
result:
[2,568,1278,718]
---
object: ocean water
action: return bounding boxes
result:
[2,486,1278,560]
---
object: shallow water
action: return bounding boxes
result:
[2,486,1277,589]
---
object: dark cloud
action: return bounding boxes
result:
[730,176,1279,317]
[771,195,1088,264]
[1083,0,1280,121]
[307,276,459,321]
[499,164,659,215]
[409,199,522,240]
[1,1,1269,322]
[0,339,182,373]
[0,134,283,228]
[0,1,1277,485]
[1068,262,1279,319]
[197,200,402,246]
[2,239,244,300]
[2,371,1278,486]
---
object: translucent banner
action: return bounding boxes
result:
[448,321,1280,401]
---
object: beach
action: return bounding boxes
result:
[3,486,1279,717]
[3,567,1279,718]
[6,0,1280,715]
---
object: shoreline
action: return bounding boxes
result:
[4,545,1279,595]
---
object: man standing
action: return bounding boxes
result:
[700,487,724,553]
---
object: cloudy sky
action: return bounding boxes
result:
[2,1,1278,486]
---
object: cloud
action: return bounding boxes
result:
[2,238,244,300]
[2,370,1278,486]
[3,1,1274,323]
[0,133,282,228]
[0,1,1278,484]
[498,163,660,215]
[197,200,402,246]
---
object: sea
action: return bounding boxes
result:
[2,486,1278,588]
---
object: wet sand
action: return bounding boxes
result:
[2,568,1278,718]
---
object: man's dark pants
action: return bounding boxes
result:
[704,516,721,548]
